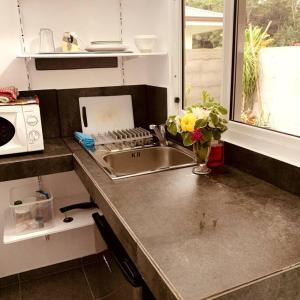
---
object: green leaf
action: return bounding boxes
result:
[202,90,210,103]
[217,106,228,115]
[217,123,228,132]
[167,115,176,121]
[167,123,178,136]
[212,129,221,140]
[195,144,210,163]
[201,128,213,143]
[210,113,219,127]
[195,118,207,128]
[182,132,194,146]
[198,146,209,163]
[202,101,214,109]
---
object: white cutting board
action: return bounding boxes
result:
[79,95,134,135]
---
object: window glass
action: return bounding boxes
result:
[183,0,224,107]
[232,0,300,137]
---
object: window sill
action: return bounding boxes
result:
[222,121,300,168]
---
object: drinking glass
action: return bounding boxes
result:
[39,28,55,53]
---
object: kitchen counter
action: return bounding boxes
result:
[0,138,73,182]
[1,137,299,299]
[69,140,300,300]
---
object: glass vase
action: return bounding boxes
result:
[192,142,211,175]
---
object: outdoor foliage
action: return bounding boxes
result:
[242,22,273,112]
[186,0,224,48]
[242,0,300,125]
[193,30,223,48]
[186,0,223,12]
[187,0,300,47]
[246,0,300,46]
[186,0,300,128]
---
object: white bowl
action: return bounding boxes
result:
[134,35,157,53]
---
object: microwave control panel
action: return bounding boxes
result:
[23,105,44,151]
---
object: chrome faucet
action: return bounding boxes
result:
[149,124,168,146]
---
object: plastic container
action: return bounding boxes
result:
[9,183,54,235]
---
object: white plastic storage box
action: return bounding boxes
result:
[9,183,54,235]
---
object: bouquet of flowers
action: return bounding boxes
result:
[166,91,228,174]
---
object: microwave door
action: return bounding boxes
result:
[0,110,27,154]
[0,116,15,146]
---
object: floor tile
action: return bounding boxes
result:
[81,254,100,266]
[20,268,92,300]
[83,251,126,299]
[0,284,19,300]
[99,282,142,300]
[20,258,81,282]
[0,274,19,288]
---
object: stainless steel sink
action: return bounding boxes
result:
[89,143,196,180]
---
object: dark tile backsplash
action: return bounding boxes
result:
[20,85,168,139]
[57,85,151,137]
[146,85,168,125]
[57,85,167,137]
[225,142,300,196]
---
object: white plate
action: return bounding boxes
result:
[91,41,122,45]
[85,44,128,52]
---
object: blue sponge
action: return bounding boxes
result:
[74,131,95,149]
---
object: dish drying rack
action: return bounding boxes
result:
[91,127,154,152]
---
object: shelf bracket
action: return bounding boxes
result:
[119,0,126,85]
[17,0,32,90]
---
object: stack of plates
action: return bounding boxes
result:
[85,41,129,52]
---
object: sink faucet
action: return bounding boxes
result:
[149,124,168,146]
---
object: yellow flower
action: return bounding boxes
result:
[181,113,196,132]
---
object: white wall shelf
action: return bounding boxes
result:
[13,0,173,90]
[17,52,168,71]
[3,196,100,244]
[17,52,168,59]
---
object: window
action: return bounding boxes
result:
[232,0,300,137]
[183,0,224,107]
[181,0,300,167]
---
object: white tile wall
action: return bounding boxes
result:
[185,48,223,106]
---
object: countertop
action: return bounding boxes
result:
[1,138,299,299]
[68,139,300,300]
[0,138,73,181]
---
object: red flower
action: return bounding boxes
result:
[191,128,203,142]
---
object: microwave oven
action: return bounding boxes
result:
[0,103,44,155]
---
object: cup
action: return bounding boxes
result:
[39,28,55,53]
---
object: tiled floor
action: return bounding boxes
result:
[0,251,145,300]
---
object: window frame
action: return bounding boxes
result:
[179,0,300,167]
[178,0,300,167]
[181,0,185,110]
